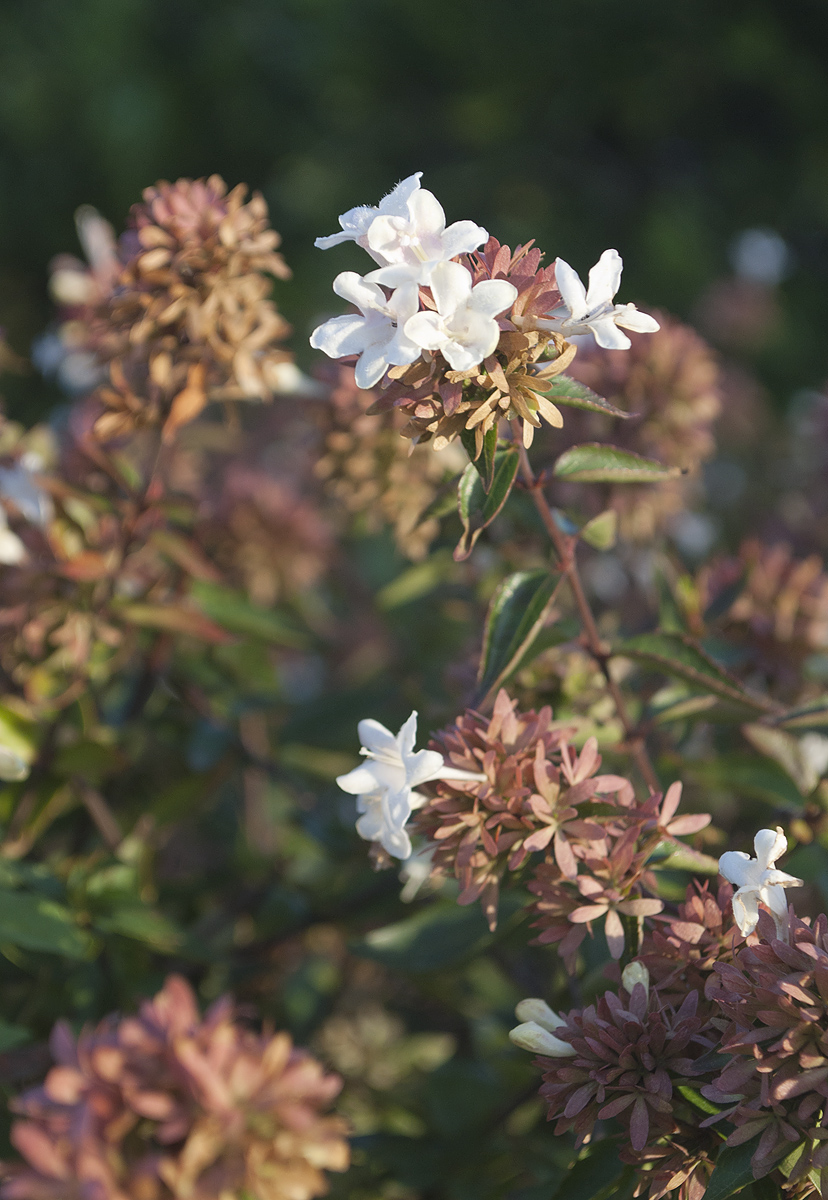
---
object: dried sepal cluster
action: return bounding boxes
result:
[49,175,294,443]
[414,690,709,945]
[0,975,349,1200]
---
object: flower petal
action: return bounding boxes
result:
[309,314,371,359]
[408,188,446,238]
[754,826,787,870]
[585,248,623,308]
[553,258,588,320]
[336,765,382,795]
[589,315,632,350]
[407,748,449,788]
[731,886,760,937]
[332,271,387,314]
[613,304,660,333]
[440,219,489,259]
[468,279,518,319]
[358,718,398,756]
[379,173,423,218]
[718,850,757,888]
[404,311,445,352]
[354,340,391,388]
[429,261,473,315]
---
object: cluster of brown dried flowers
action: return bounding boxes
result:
[413,690,709,943]
[48,176,294,444]
[0,974,349,1200]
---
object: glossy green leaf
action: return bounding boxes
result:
[351,893,527,972]
[540,374,633,419]
[94,906,182,952]
[477,569,561,699]
[454,448,519,561]
[550,1139,627,1200]
[620,631,774,712]
[704,1138,764,1200]
[460,423,498,490]
[191,581,306,646]
[0,888,92,958]
[580,509,618,550]
[774,697,828,732]
[693,755,807,811]
[553,443,682,484]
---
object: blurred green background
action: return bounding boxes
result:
[1,0,827,415]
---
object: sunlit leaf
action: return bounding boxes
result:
[580,509,617,550]
[705,1137,764,1200]
[455,448,519,560]
[539,375,633,419]
[477,569,561,699]
[191,581,306,646]
[553,443,682,484]
[620,631,774,713]
[0,888,92,958]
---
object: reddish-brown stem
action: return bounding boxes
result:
[510,421,660,793]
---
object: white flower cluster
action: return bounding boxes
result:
[311,173,659,388]
[718,826,803,940]
[336,711,484,861]
[311,173,516,387]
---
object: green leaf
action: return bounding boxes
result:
[540,375,633,419]
[94,906,182,952]
[693,754,807,811]
[0,1019,30,1052]
[460,423,498,490]
[774,697,828,732]
[742,723,819,794]
[619,631,774,713]
[550,1139,626,1200]
[454,448,519,561]
[553,443,682,484]
[0,888,92,958]
[580,509,618,550]
[676,1084,721,1115]
[477,569,561,699]
[351,893,527,972]
[705,1138,764,1200]
[377,551,455,610]
[190,581,306,647]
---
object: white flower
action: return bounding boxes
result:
[404,261,517,372]
[0,458,53,528]
[309,273,421,389]
[314,173,425,261]
[337,711,485,860]
[718,827,803,939]
[315,173,488,284]
[0,507,27,565]
[0,745,29,782]
[509,999,574,1057]
[540,249,660,350]
[399,844,435,903]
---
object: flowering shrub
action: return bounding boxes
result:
[1,165,828,1200]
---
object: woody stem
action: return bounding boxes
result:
[509,420,660,794]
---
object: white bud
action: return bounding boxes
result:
[508,1021,575,1057]
[621,962,650,997]
[514,998,566,1032]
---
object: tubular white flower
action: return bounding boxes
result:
[538,249,660,350]
[337,711,485,860]
[314,172,424,261]
[718,826,803,939]
[514,998,567,1031]
[509,1021,575,1057]
[404,261,517,372]
[309,272,421,389]
[0,507,27,565]
[621,962,650,997]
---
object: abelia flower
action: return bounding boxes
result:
[0,975,349,1200]
[704,911,828,1185]
[538,973,712,1153]
[718,826,803,939]
[314,172,423,259]
[403,261,518,372]
[539,249,659,349]
[0,509,27,566]
[310,273,421,389]
[337,711,484,860]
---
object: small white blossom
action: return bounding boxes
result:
[0,507,27,566]
[337,711,485,860]
[621,962,650,997]
[539,249,660,350]
[314,173,425,261]
[399,844,435,903]
[404,261,517,372]
[309,273,421,389]
[718,826,803,939]
[509,999,573,1056]
[0,458,53,528]
[315,172,487,285]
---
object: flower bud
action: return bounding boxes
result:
[514,998,566,1032]
[621,961,650,997]
[508,1021,575,1056]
